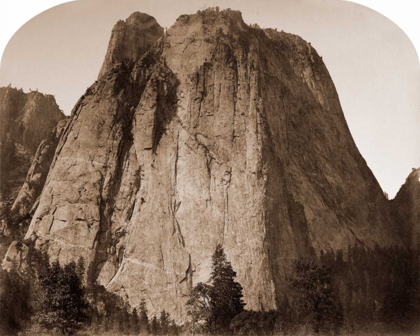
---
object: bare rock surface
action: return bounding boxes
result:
[12,118,69,217]
[98,12,164,79]
[22,9,402,321]
[1,240,28,271]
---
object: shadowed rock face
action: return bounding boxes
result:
[23,9,401,321]
[391,168,420,252]
[0,87,66,201]
[0,87,65,154]
[12,119,69,218]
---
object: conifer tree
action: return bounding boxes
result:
[168,319,179,335]
[209,244,245,333]
[150,315,161,335]
[187,244,245,334]
[130,308,141,334]
[116,308,131,333]
[0,266,31,335]
[139,298,150,333]
[76,256,86,282]
[186,282,213,333]
[289,259,343,335]
[160,310,170,334]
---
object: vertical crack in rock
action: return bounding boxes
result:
[171,137,186,251]
[87,63,151,284]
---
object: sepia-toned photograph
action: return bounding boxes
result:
[0,1,419,335]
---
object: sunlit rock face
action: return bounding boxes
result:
[23,9,401,321]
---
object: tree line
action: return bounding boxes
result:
[320,244,420,333]
[1,242,419,335]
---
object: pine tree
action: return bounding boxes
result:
[139,298,149,333]
[288,259,343,335]
[186,282,213,333]
[76,256,86,282]
[116,308,131,333]
[150,315,161,335]
[0,266,32,335]
[160,310,170,334]
[130,308,141,334]
[209,244,245,333]
[168,319,179,335]
[187,244,245,334]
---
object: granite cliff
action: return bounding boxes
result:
[17,9,402,321]
[11,119,69,218]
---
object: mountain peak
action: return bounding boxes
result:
[97,12,163,79]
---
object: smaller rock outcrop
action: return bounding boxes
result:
[0,86,66,201]
[1,241,28,271]
[0,87,66,154]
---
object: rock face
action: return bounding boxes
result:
[98,12,164,79]
[23,9,401,320]
[391,168,420,252]
[0,87,65,200]
[1,241,28,271]
[12,119,69,218]
[0,87,65,154]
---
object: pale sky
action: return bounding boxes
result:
[0,0,419,198]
